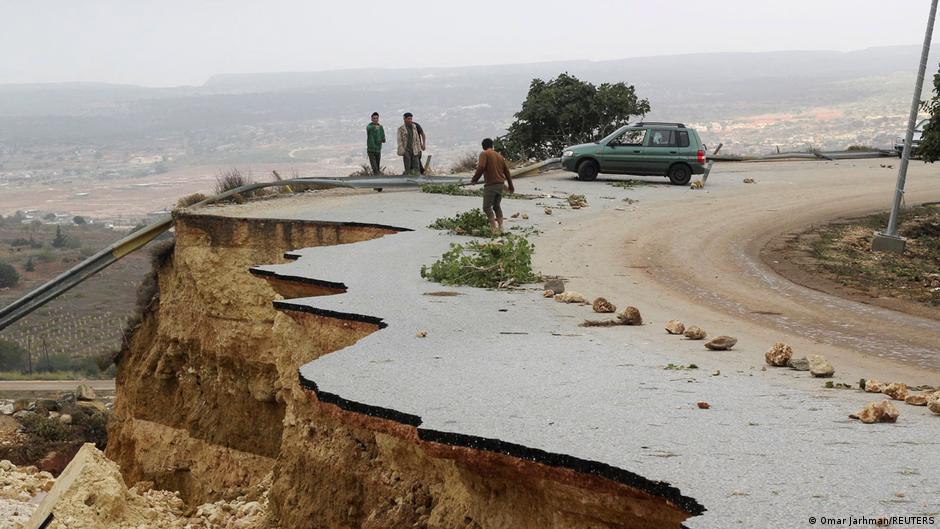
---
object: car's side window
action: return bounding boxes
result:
[677,130,690,148]
[614,129,646,146]
[649,129,677,147]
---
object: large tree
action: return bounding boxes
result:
[0,261,19,288]
[918,65,940,162]
[497,73,650,160]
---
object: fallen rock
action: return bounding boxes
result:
[521,213,529,220]
[616,306,643,325]
[764,342,792,367]
[929,394,940,414]
[788,357,810,371]
[510,212,520,218]
[696,401,711,409]
[554,291,587,304]
[864,379,884,393]
[683,326,706,340]
[664,320,685,335]
[904,394,930,406]
[13,399,30,413]
[542,289,555,298]
[416,330,427,338]
[592,297,616,313]
[808,355,835,378]
[882,383,909,401]
[690,180,704,189]
[743,178,756,183]
[543,278,565,295]
[74,384,96,402]
[58,414,72,425]
[850,400,899,424]
[544,207,553,215]
[705,336,737,350]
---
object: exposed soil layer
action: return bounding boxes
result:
[765,203,940,321]
[108,212,699,529]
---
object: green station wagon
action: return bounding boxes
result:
[561,122,707,185]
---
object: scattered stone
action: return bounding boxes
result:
[58,414,72,425]
[74,384,96,402]
[882,383,909,401]
[592,297,616,313]
[543,278,565,295]
[554,291,587,304]
[683,326,706,340]
[416,330,427,338]
[616,306,643,325]
[929,394,940,414]
[788,357,810,371]
[764,342,793,367]
[696,401,711,409]
[743,178,756,183]
[904,394,930,406]
[544,207,553,215]
[690,180,704,189]
[864,379,884,393]
[705,336,737,350]
[521,213,529,220]
[850,400,899,424]
[664,320,685,335]
[510,212,520,218]
[808,355,835,378]
[824,381,853,389]
[542,289,555,298]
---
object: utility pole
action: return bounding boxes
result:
[872,0,939,253]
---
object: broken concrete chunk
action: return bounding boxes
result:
[554,291,587,304]
[904,394,930,406]
[683,326,706,340]
[592,297,616,313]
[542,289,555,298]
[864,379,884,393]
[850,400,900,424]
[882,383,909,401]
[764,342,792,367]
[74,384,96,402]
[704,336,737,350]
[543,278,565,295]
[788,357,810,371]
[929,394,940,414]
[616,306,643,325]
[808,355,834,378]
[664,320,685,335]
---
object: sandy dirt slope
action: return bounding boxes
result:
[534,159,940,383]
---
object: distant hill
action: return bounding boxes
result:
[0,46,932,153]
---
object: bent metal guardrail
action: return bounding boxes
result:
[0,160,560,332]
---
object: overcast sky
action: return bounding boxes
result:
[1,0,937,86]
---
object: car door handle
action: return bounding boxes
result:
[669,151,677,154]
[633,150,641,153]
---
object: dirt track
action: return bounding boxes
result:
[535,159,940,384]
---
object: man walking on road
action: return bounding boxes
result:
[397,112,423,176]
[366,112,386,176]
[470,138,514,234]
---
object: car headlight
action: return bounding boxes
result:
[563,150,574,157]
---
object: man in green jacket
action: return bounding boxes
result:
[366,112,386,175]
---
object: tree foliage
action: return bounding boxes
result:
[0,261,19,288]
[496,73,650,160]
[919,66,940,162]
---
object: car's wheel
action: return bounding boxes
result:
[667,164,692,185]
[577,160,599,181]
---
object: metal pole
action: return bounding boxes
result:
[876,0,938,252]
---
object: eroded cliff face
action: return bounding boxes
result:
[108,212,699,529]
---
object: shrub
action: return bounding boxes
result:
[215,168,251,194]
[0,339,26,371]
[420,233,540,288]
[348,163,397,177]
[176,193,208,208]
[420,183,535,200]
[450,153,479,174]
[429,209,492,237]
[72,216,87,225]
[0,261,19,288]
